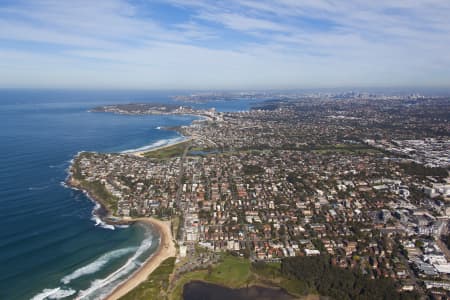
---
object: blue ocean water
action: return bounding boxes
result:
[0,90,255,300]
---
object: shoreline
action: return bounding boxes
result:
[93,108,212,158]
[105,217,176,300]
[66,176,125,226]
[64,111,203,298]
[66,145,180,299]
[65,177,178,300]
[91,108,213,123]
[127,136,193,157]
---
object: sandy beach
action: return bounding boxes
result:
[128,137,193,157]
[105,217,176,300]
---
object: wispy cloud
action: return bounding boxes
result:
[197,12,288,32]
[0,0,449,89]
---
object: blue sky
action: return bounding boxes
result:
[1,0,450,90]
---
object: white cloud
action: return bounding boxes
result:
[197,12,288,32]
[0,0,449,89]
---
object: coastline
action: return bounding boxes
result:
[90,108,213,123]
[66,148,179,299]
[105,217,176,300]
[66,176,122,225]
[95,108,211,158]
[66,172,178,300]
[127,136,193,157]
[63,109,204,299]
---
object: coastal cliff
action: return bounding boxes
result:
[67,152,125,225]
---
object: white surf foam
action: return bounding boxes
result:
[60,181,69,188]
[30,288,60,300]
[58,159,113,230]
[76,232,155,299]
[80,195,113,230]
[61,247,136,284]
[121,136,185,154]
[31,287,76,300]
[67,151,86,165]
[64,178,115,230]
[91,214,115,230]
[48,288,77,299]
[115,224,130,229]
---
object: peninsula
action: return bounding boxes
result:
[90,103,217,121]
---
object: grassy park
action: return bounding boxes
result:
[143,141,190,159]
[120,257,176,300]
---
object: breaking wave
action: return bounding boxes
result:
[30,287,76,300]
[30,227,156,300]
[61,247,136,284]
[116,224,130,229]
[120,136,185,154]
[76,231,156,299]
[91,214,115,230]
[61,179,114,230]
[89,201,115,230]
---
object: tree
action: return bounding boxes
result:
[280,256,420,300]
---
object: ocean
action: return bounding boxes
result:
[0,90,255,300]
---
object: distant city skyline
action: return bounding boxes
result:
[1,0,450,90]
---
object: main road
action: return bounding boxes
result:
[175,140,192,243]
